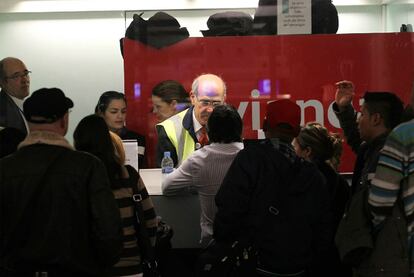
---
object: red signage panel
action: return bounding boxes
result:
[124,33,414,171]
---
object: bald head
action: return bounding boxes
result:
[191,74,226,98]
[0,57,30,99]
[190,73,226,126]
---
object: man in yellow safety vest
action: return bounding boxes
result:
[156,73,226,167]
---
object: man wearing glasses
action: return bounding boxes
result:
[156,73,226,167]
[0,57,31,134]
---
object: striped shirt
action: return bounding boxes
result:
[110,165,157,276]
[368,119,414,272]
[162,142,243,245]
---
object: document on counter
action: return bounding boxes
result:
[122,139,139,172]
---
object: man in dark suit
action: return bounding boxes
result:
[0,57,31,134]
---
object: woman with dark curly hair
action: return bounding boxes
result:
[292,122,351,277]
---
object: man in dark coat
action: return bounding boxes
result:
[0,57,31,134]
[333,80,404,275]
[213,99,332,276]
[333,80,404,194]
[0,88,122,276]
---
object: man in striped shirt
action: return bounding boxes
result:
[369,83,414,275]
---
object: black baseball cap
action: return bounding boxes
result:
[24,88,74,123]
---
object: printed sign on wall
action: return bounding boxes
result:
[277,0,312,34]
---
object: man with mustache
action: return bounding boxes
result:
[156,73,226,167]
[0,57,31,135]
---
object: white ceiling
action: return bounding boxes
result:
[0,0,412,13]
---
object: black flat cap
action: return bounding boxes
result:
[24,88,74,124]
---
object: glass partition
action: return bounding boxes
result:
[122,1,414,170]
[125,1,414,36]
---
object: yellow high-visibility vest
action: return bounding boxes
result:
[157,109,196,166]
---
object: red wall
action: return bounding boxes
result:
[124,33,414,171]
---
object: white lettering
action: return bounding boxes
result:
[252,101,261,130]
[237,101,248,119]
[237,99,354,131]
[296,100,324,126]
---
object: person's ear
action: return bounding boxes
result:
[96,109,105,117]
[371,113,382,126]
[59,117,65,128]
[170,99,178,108]
[61,113,69,128]
[190,91,197,106]
[303,146,313,160]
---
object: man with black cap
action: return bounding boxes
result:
[211,99,331,276]
[0,88,122,276]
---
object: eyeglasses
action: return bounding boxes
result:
[5,70,31,80]
[196,96,223,108]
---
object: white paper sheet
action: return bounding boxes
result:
[122,139,139,171]
[277,0,311,35]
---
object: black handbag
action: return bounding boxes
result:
[195,239,257,277]
[131,183,161,277]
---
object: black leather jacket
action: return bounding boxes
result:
[0,136,122,276]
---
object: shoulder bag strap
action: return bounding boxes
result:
[128,166,156,262]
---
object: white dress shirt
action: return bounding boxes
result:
[10,94,29,133]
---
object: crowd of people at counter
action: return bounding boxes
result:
[0,56,413,277]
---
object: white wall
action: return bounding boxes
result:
[0,1,413,142]
[0,12,126,139]
[336,5,384,33]
[387,3,414,31]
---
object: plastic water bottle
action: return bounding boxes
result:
[161,151,174,175]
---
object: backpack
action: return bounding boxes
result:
[198,140,331,276]
[335,184,409,276]
[252,0,339,35]
[247,143,331,273]
[124,12,189,49]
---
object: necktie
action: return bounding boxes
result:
[198,126,209,147]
